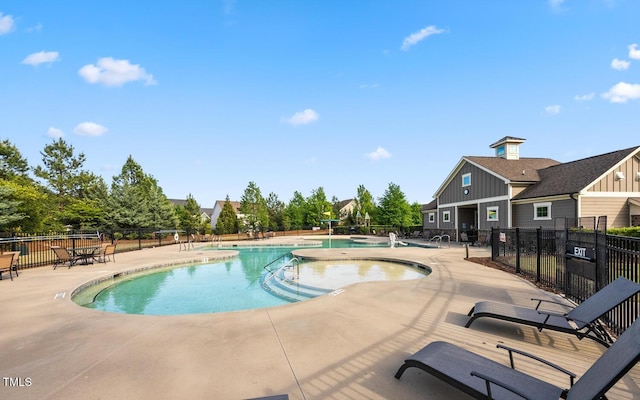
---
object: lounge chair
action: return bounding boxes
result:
[96,243,116,263]
[51,246,80,269]
[395,316,640,399]
[0,253,17,280]
[465,276,640,347]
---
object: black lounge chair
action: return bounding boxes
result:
[395,316,640,399]
[465,276,640,347]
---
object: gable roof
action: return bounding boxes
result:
[434,155,559,197]
[337,198,355,209]
[168,199,214,217]
[513,146,640,200]
[466,156,560,183]
[421,199,437,212]
[214,200,242,213]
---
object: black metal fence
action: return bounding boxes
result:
[0,226,363,271]
[490,220,640,337]
[0,228,200,271]
[0,231,103,270]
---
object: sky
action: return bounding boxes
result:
[1,0,640,208]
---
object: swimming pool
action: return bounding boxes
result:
[74,239,429,315]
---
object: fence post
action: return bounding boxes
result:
[515,228,521,274]
[138,229,142,250]
[536,227,542,283]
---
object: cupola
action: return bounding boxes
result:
[490,136,525,160]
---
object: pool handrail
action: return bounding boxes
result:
[263,257,300,286]
[429,234,450,248]
[262,251,294,272]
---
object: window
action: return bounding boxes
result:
[534,202,552,220]
[443,211,450,223]
[487,206,499,221]
[462,173,471,187]
[428,213,435,223]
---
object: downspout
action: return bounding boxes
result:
[569,193,579,222]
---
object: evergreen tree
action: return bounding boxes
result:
[239,181,269,233]
[33,138,103,228]
[266,192,284,231]
[377,182,412,228]
[33,138,86,202]
[176,194,202,234]
[0,185,27,228]
[0,139,30,182]
[108,156,177,229]
[217,196,238,234]
[286,191,306,230]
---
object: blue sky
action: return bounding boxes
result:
[1,1,639,208]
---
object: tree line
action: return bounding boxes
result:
[0,137,423,234]
[216,182,423,235]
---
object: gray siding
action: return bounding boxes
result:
[440,206,456,228]
[439,162,508,205]
[513,199,575,228]
[477,200,508,230]
[422,211,437,230]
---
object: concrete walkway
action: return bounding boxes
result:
[1,236,639,399]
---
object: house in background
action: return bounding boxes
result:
[168,199,214,224]
[210,200,243,231]
[423,137,640,241]
[335,199,356,222]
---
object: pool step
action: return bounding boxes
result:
[262,267,333,302]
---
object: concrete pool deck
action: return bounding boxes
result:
[1,236,639,399]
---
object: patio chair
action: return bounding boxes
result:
[96,243,116,263]
[51,246,80,270]
[465,276,640,347]
[2,251,20,278]
[0,253,17,280]
[395,316,640,399]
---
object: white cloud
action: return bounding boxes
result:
[629,44,640,60]
[281,109,319,126]
[602,82,640,103]
[545,105,561,115]
[22,51,60,66]
[73,122,108,136]
[47,127,64,139]
[366,146,391,161]
[611,58,630,71]
[574,92,594,101]
[78,57,156,87]
[0,12,15,35]
[401,25,444,51]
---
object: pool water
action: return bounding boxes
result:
[78,239,428,315]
